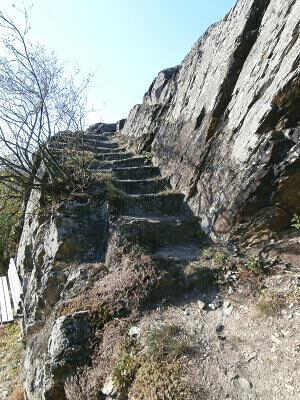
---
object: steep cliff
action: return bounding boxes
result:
[122,0,300,246]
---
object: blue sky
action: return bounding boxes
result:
[2,0,236,124]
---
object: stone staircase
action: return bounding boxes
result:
[52,130,202,263]
[92,131,201,263]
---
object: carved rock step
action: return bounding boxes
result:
[113,177,170,195]
[86,130,116,138]
[99,131,116,138]
[83,133,114,142]
[95,152,134,161]
[57,132,114,142]
[118,192,186,217]
[112,166,161,180]
[51,140,120,150]
[153,243,201,262]
[48,142,125,154]
[81,140,120,149]
[85,144,127,153]
[115,215,200,249]
[50,135,119,149]
[90,156,150,170]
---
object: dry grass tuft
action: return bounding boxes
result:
[256,291,286,316]
[128,360,198,400]
[145,324,189,361]
[64,319,131,400]
[8,387,24,400]
[59,254,160,318]
[285,287,300,305]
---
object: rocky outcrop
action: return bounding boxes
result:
[122,0,300,245]
[13,1,300,398]
[16,130,203,398]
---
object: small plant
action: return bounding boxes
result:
[285,287,300,305]
[291,214,300,231]
[256,291,286,316]
[112,343,140,396]
[105,181,126,210]
[143,151,153,162]
[145,324,189,361]
[202,247,214,259]
[128,244,151,257]
[195,229,206,242]
[213,251,227,265]
[244,256,265,274]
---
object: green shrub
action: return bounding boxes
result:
[195,229,206,242]
[291,214,300,230]
[142,151,153,162]
[245,256,265,274]
[112,348,139,396]
[213,251,227,265]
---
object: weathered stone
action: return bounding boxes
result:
[128,326,141,337]
[102,375,117,397]
[87,122,117,134]
[122,0,300,243]
[116,118,127,131]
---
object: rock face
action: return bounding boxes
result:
[14,1,300,398]
[16,169,109,398]
[122,0,300,244]
[16,130,202,398]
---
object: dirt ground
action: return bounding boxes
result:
[0,321,24,399]
[136,243,300,400]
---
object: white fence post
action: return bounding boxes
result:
[0,276,13,323]
[8,258,23,313]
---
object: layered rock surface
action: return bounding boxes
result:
[122,0,300,245]
[16,129,203,399]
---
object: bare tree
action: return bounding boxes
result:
[0,6,93,199]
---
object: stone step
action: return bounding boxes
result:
[118,192,186,217]
[90,156,150,171]
[83,145,126,154]
[115,216,200,249]
[111,156,150,168]
[48,142,125,154]
[49,139,119,150]
[114,177,170,194]
[112,166,161,180]
[83,133,112,141]
[153,243,201,262]
[95,152,134,161]
[101,131,116,137]
[85,131,115,139]
[82,140,119,149]
[50,133,85,142]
